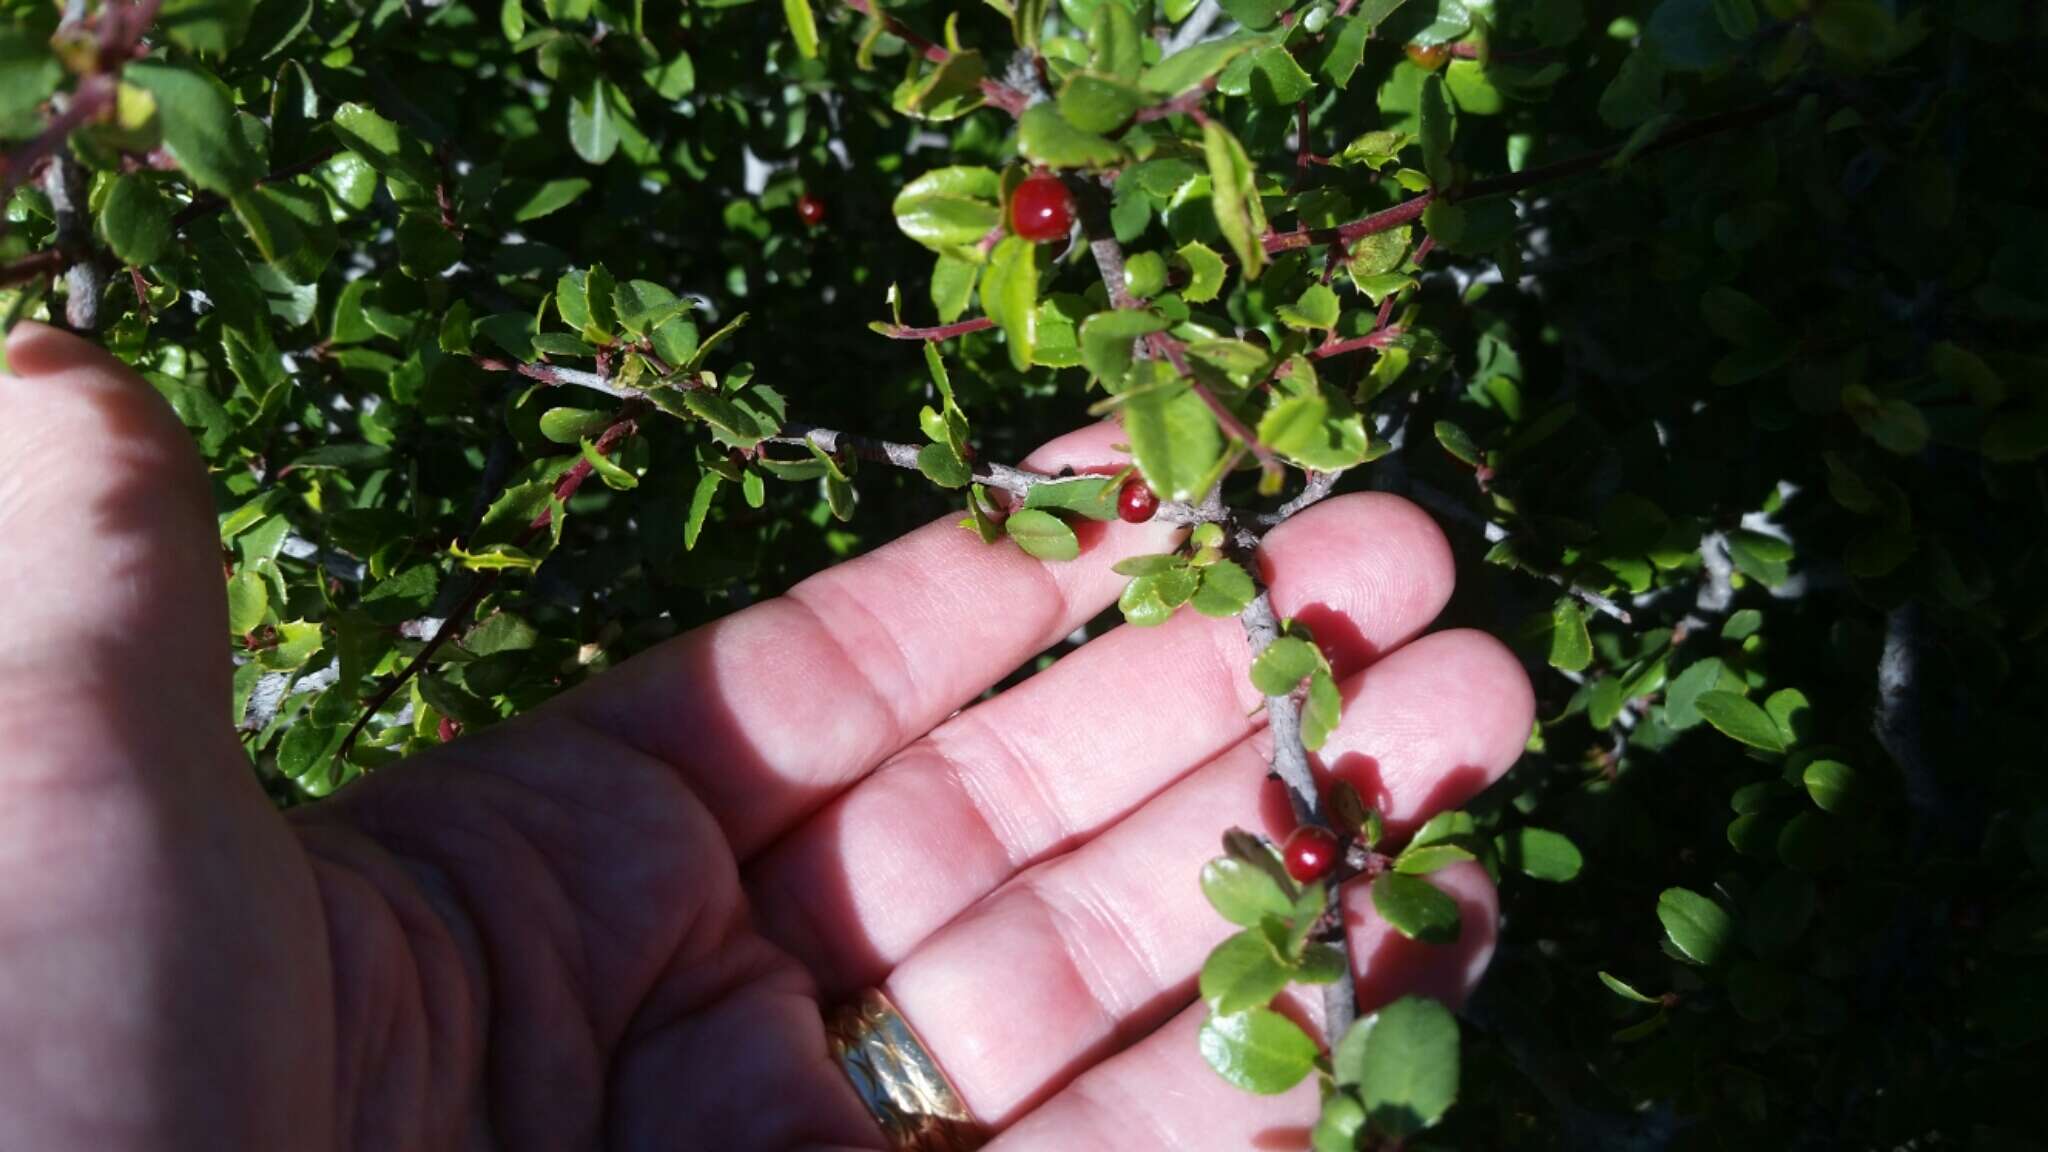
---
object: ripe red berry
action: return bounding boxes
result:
[1404,42,1450,71]
[1283,825,1341,883]
[1117,477,1159,523]
[796,192,826,227]
[1009,174,1074,243]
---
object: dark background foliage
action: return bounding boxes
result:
[2,0,2044,1145]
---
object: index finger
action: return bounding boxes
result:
[556,423,1180,856]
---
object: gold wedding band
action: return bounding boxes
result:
[824,987,984,1152]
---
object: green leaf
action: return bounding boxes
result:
[1143,32,1262,95]
[580,439,638,490]
[1695,691,1787,753]
[1079,308,1169,388]
[1496,827,1583,882]
[1058,72,1147,135]
[1217,0,1289,30]
[1433,419,1480,466]
[1123,382,1225,503]
[1409,809,1475,851]
[1277,283,1341,331]
[539,407,615,444]
[1203,119,1268,280]
[1005,508,1081,561]
[1201,856,1297,927]
[613,280,688,338]
[1548,599,1593,672]
[783,0,820,59]
[981,236,1039,372]
[896,49,989,122]
[1802,759,1860,813]
[1178,241,1227,303]
[1239,45,1315,105]
[1658,887,1733,966]
[329,101,437,188]
[1017,104,1124,169]
[1418,72,1455,187]
[160,0,255,56]
[1340,996,1461,1137]
[101,174,173,267]
[1395,842,1477,874]
[893,167,1003,253]
[1200,930,1294,1014]
[1301,666,1342,751]
[512,177,592,222]
[1076,0,1137,74]
[1022,476,1121,520]
[570,78,623,165]
[1192,559,1257,618]
[1250,636,1322,696]
[1598,971,1661,1004]
[226,568,269,634]
[0,29,63,139]
[1371,873,1461,944]
[396,210,461,278]
[1198,1009,1319,1095]
[126,62,264,194]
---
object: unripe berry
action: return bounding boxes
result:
[1117,477,1159,523]
[1010,174,1074,244]
[1283,825,1341,883]
[1405,42,1450,71]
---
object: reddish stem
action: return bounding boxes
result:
[877,315,997,341]
[1312,328,1404,360]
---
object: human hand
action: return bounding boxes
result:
[0,323,1533,1150]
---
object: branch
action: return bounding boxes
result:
[771,422,1211,526]
[0,248,66,289]
[473,355,638,398]
[340,414,641,759]
[1260,92,1800,256]
[873,315,996,341]
[1874,601,1938,827]
[41,124,100,331]
[1230,510,1355,1044]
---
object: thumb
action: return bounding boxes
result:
[0,322,232,764]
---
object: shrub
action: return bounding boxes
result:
[2,0,2042,1145]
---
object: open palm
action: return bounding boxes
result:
[0,323,1532,1150]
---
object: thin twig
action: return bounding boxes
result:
[474,355,638,398]
[772,422,1210,525]
[874,316,997,341]
[41,119,100,331]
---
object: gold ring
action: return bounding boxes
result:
[824,987,984,1152]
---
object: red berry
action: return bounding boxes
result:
[797,192,826,226]
[1009,174,1074,243]
[1405,42,1449,71]
[1283,825,1341,883]
[1116,477,1159,523]
[437,716,461,743]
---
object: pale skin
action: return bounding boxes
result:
[0,322,1534,1150]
